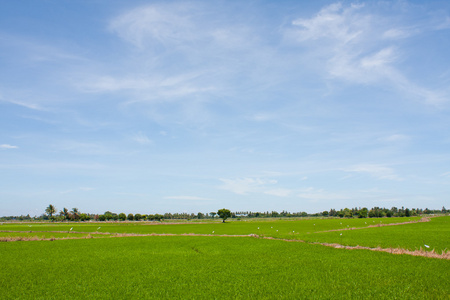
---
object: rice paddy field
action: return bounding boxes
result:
[1,216,449,299]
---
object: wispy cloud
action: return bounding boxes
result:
[164,196,212,201]
[285,2,450,106]
[132,132,152,145]
[219,177,277,195]
[345,164,402,181]
[297,187,349,201]
[378,134,410,143]
[0,94,45,111]
[264,188,292,197]
[0,144,18,149]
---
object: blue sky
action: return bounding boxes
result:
[1,0,449,216]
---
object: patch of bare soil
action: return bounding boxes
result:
[0,235,96,242]
[317,242,450,260]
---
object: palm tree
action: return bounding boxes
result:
[70,208,80,221]
[45,204,56,218]
[60,208,69,221]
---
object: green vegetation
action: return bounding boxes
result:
[217,208,231,222]
[299,216,450,254]
[1,216,448,298]
[1,236,449,299]
[2,205,446,222]
[0,216,420,236]
[0,231,106,240]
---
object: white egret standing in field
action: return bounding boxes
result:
[424,244,430,248]
[97,227,101,230]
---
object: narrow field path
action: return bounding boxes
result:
[318,217,431,233]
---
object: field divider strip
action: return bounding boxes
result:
[316,217,431,233]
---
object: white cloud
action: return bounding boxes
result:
[360,47,398,69]
[297,187,349,201]
[132,132,152,145]
[264,188,292,197]
[0,94,45,111]
[286,2,450,106]
[79,187,95,191]
[345,164,402,181]
[291,3,365,43]
[382,28,412,39]
[109,4,198,48]
[164,196,211,201]
[219,177,277,195]
[0,144,18,149]
[379,134,410,143]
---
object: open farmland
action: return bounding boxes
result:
[1,235,449,299]
[1,216,449,299]
[0,216,421,236]
[298,216,450,254]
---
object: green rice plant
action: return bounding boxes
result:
[298,216,450,254]
[0,231,108,241]
[0,216,421,237]
[0,236,448,299]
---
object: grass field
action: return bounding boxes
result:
[1,236,449,299]
[0,216,421,235]
[298,216,450,254]
[1,216,449,299]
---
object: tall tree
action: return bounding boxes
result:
[217,208,231,223]
[70,208,80,220]
[60,207,69,220]
[45,204,56,218]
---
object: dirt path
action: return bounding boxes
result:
[319,217,431,233]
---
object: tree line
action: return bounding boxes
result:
[0,205,447,222]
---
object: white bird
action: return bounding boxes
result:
[97,227,101,230]
[70,227,73,231]
[212,231,214,233]
[257,227,260,229]
[340,233,342,236]
[271,227,273,228]
[424,244,430,248]
[276,230,278,232]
